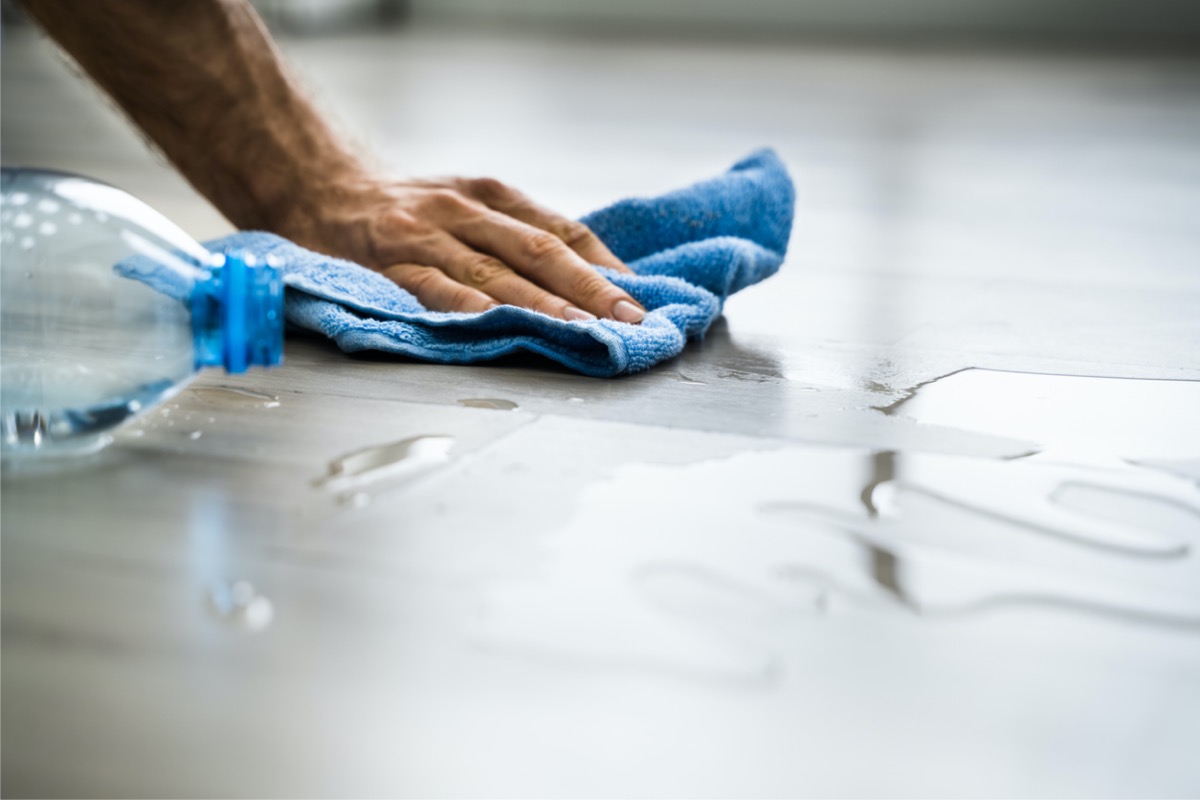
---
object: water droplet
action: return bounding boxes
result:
[37,221,56,236]
[36,198,59,214]
[19,236,35,250]
[8,192,29,205]
[458,398,519,410]
[24,271,33,280]
[14,212,33,228]
[94,211,108,223]
[317,435,454,494]
[187,430,202,440]
[207,416,216,424]
[127,429,145,438]
[566,396,585,404]
[67,212,83,225]
[207,579,274,633]
[191,386,280,408]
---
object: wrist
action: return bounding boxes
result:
[263,157,377,253]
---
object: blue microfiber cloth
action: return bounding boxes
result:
[141,149,794,377]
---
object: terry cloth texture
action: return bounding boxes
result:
[186,149,793,377]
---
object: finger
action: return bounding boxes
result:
[511,205,632,275]
[380,263,498,314]
[445,207,646,324]
[400,231,598,322]
[460,178,632,274]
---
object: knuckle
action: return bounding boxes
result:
[526,290,561,315]
[569,273,611,303]
[469,177,511,202]
[404,265,441,293]
[551,219,595,249]
[450,285,483,309]
[376,212,424,244]
[524,231,567,265]
[464,256,510,288]
[424,188,470,214]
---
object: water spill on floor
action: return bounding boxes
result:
[316,434,455,497]
[190,386,281,409]
[120,386,279,442]
[857,455,1192,558]
[477,430,1200,681]
[457,398,519,410]
[207,579,273,633]
[890,368,1200,464]
[671,371,706,385]
[716,368,778,383]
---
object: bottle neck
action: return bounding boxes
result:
[191,251,284,374]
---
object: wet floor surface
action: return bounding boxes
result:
[3,23,1200,798]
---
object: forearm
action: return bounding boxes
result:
[19,0,362,233]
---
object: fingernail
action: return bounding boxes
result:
[612,299,645,324]
[563,305,597,322]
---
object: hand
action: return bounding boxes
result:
[279,171,646,323]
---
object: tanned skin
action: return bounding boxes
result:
[18,0,646,323]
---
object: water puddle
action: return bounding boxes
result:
[477,445,1200,681]
[1051,481,1199,536]
[860,458,1191,559]
[1133,458,1200,485]
[457,398,519,411]
[190,386,281,409]
[207,579,274,633]
[316,434,455,496]
[890,369,1200,464]
[637,562,823,629]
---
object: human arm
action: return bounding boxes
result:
[18,0,646,323]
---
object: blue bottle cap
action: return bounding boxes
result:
[191,251,284,374]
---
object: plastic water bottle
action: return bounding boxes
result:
[0,168,283,454]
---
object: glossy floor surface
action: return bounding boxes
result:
[3,21,1200,798]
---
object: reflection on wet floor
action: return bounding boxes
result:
[190,386,281,409]
[892,368,1200,464]
[863,458,1191,558]
[477,373,1200,680]
[457,398,520,410]
[315,434,455,498]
